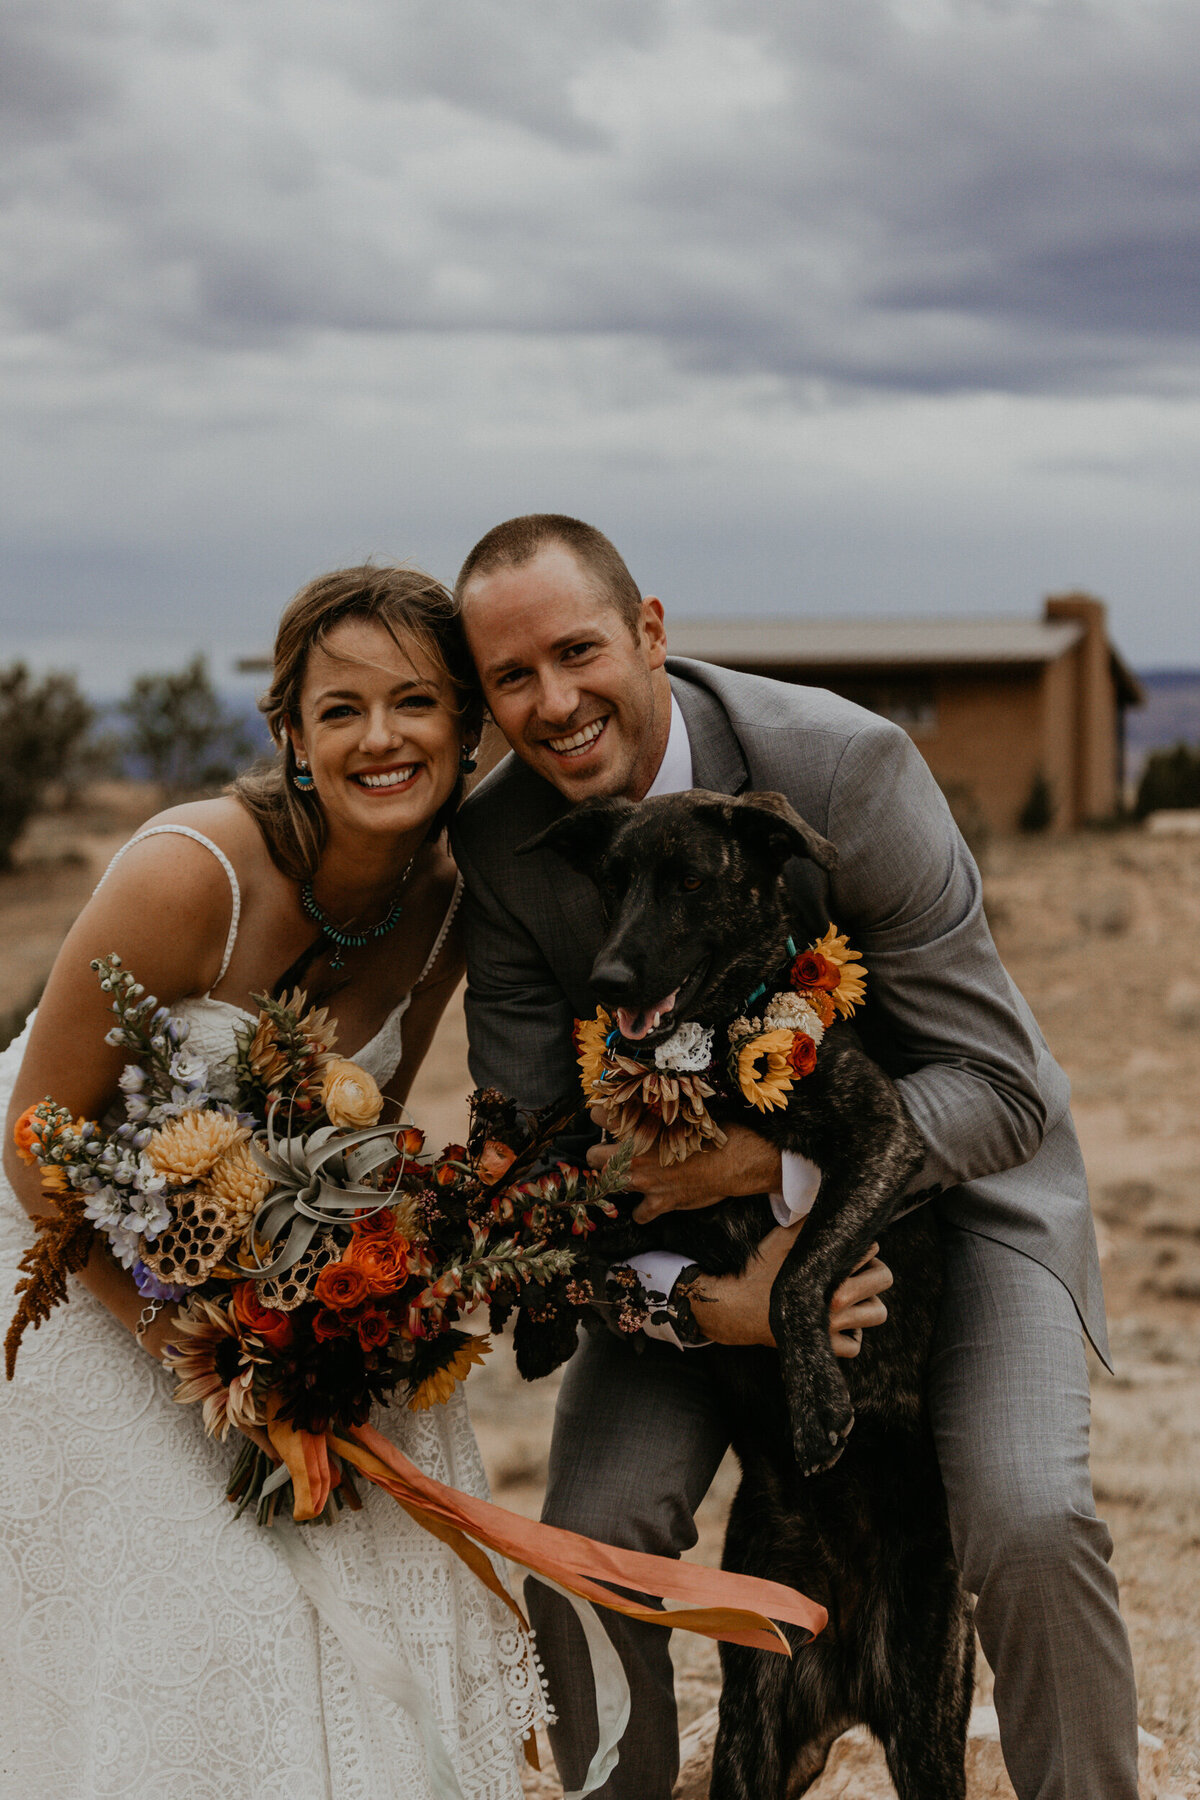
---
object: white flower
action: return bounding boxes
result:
[654,1020,715,1073]
[108,1223,144,1270]
[125,1186,172,1239]
[124,1094,152,1122]
[763,992,826,1045]
[83,1186,127,1231]
[118,1064,146,1094]
[135,1154,169,1194]
[169,1052,209,1090]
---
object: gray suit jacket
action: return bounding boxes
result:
[452,658,1109,1364]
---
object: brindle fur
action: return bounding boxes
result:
[520,789,974,1800]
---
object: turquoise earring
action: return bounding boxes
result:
[294,760,316,792]
[459,747,478,774]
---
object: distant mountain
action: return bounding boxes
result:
[1128,669,1200,774]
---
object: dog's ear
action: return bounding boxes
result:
[727,792,838,870]
[516,797,635,872]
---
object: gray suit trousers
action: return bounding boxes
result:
[528,1227,1139,1800]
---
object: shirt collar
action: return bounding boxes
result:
[644,693,694,798]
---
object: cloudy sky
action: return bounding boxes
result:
[3,0,1199,687]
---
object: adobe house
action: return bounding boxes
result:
[668,593,1143,834]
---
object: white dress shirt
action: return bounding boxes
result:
[623,696,822,1346]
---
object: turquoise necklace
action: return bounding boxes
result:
[300,857,416,972]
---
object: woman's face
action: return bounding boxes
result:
[289,616,464,846]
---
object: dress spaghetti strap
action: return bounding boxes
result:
[96,825,242,990]
[413,872,464,990]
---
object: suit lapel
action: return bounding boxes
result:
[670,671,750,796]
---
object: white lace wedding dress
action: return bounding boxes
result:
[0,828,545,1800]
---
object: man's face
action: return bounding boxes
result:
[460,542,670,802]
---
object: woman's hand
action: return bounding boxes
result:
[687,1231,892,1355]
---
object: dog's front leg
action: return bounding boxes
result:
[767,1161,905,1475]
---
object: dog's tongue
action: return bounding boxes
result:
[617,990,679,1042]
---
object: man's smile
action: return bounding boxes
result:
[541,717,610,760]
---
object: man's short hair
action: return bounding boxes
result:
[454,513,643,631]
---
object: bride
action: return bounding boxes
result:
[0,565,545,1800]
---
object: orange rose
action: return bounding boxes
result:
[791,951,839,992]
[230,1282,295,1350]
[346,1232,411,1296]
[312,1307,349,1342]
[354,1307,391,1352]
[354,1205,399,1237]
[788,1032,818,1077]
[314,1261,369,1311]
[396,1126,425,1158]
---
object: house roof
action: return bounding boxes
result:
[664,616,1145,705]
[664,616,1088,668]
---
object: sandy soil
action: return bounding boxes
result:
[3,796,1198,1796]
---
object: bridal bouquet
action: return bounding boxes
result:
[6,953,628,1523]
[6,955,829,1734]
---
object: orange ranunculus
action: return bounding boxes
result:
[788,1032,818,1077]
[230,1281,295,1350]
[807,990,836,1028]
[477,1139,517,1187]
[345,1231,411,1296]
[312,1307,349,1342]
[354,1307,391,1352]
[313,1261,369,1312]
[320,1059,384,1129]
[11,1105,40,1165]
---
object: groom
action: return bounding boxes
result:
[449,514,1139,1800]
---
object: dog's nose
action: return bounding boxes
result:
[589,951,640,1000]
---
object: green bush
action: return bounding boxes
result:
[119,656,256,800]
[1134,741,1200,818]
[0,664,94,872]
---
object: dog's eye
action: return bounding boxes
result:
[680,875,704,892]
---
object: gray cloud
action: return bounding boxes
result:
[2,0,1199,668]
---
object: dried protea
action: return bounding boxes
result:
[145,1113,247,1184]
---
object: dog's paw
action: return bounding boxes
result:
[789,1357,855,1477]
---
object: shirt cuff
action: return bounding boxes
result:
[623,1251,711,1350]
[769,1152,822,1228]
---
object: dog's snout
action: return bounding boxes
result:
[589,950,640,1000]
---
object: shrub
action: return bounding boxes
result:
[1019,771,1055,834]
[0,664,94,872]
[1134,741,1200,818]
[118,656,256,800]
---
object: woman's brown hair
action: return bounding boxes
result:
[233,564,481,881]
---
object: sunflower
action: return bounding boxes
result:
[592,1056,727,1166]
[408,1332,491,1411]
[808,925,867,1019]
[163,1298,262,1440]
[145,1112,248,1184]
[734,1029,797,1113]
[574,1008,613,1098]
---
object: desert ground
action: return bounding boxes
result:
[2,786,1198,1797]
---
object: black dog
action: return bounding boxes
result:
[521,789,974,1800]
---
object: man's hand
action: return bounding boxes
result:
[687,1230,893,1355]
[587,1117,783,1223]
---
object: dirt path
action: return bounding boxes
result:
[3,803,1198,1795]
